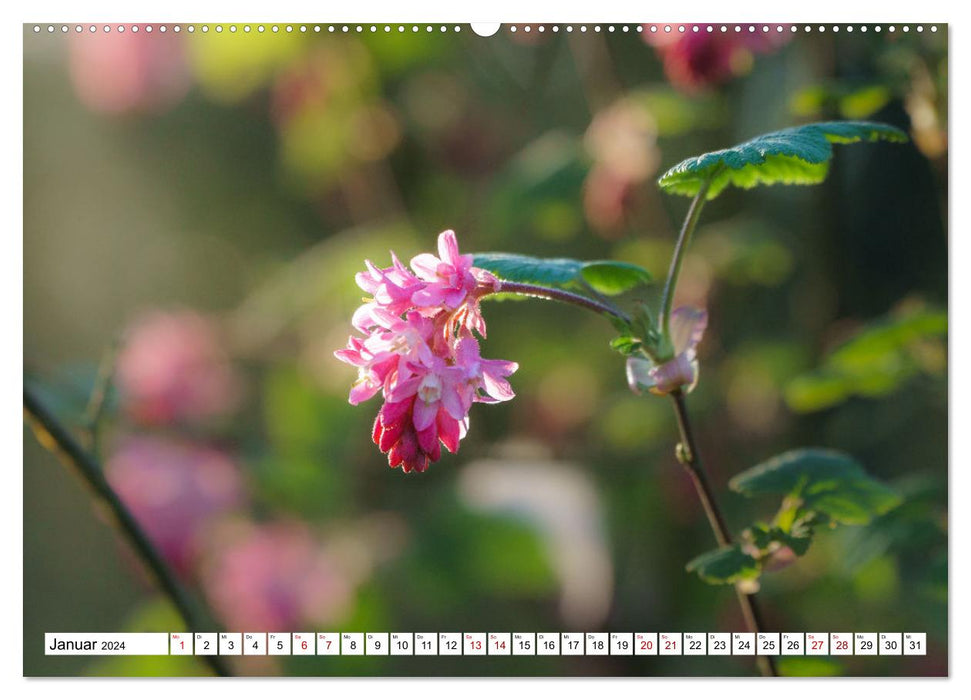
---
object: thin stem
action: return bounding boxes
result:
[23,386,231,677]
[495,280,631,325]
[669,390,777,678]
[659,179,713,341]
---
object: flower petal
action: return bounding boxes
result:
[410,253,442,280]
[441,384,466,420]
[437,229,461,264]
[437,412,461,453]
[626,356,658,395]
[669,306,707,356]
[411,286,445,308]
[649,354,697,395]
[416,420,439,454]
[412,398,438,431]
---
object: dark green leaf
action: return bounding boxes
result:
[776,530,814,556]
[658,121,908,200]
[472,253,582,287]
[686,545,760,584]
[731,448,901,526]
[730,448,866,496]
[802,477,902,525]
[472,253,652,296]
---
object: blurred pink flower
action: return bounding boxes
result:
[69,27,189,115]
[116,311,241,426]
[200,522,353,632]
[582,98,659,235]
[643,28,790,92]
[583,165,641,234]
[336,230,516,474]
[627,306,708,395]
[106,436,245,574]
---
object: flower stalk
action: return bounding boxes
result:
[495,280,632,325]
[659,177,713,341]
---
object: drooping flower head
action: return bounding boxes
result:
[336,230,516,474]
[627,306,707,396]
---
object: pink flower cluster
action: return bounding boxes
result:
[335,230,518,474]
[643,28,790,92]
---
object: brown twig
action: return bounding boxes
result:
[669,389,778,677]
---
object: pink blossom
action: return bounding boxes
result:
[200,522,353,632]
[643,28,790,92]
[116,311,242,426]
[69,27,189,115]
[627,307,708,395]
[410,230,500,313]
[353,253,425,327]
[106,436,245,574]
[370,337,517,474]
[336,230,516,473]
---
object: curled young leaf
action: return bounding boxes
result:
[658,121,908,200]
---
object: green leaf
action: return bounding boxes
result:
[658,121,908,200]
[773,528,814,556]
[472,253,582,287]
[731,448,901,526]
[686,545,760,584]
[609,335,642,356]
[730,448,866,496]
[785,306,947,412]
[580,260,653,294]
[802,477,902,525]
[472,253,651,296]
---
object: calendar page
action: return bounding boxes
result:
[22,16,948,680]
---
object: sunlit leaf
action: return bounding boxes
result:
[609,335,642,356]
[658,121,908,200]
[686,545,760,584]
[472,253,652,296]
[580,261,653,294]
[790,83,892,120]
[471,253,583,287]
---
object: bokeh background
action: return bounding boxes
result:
[23,23,947,676]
